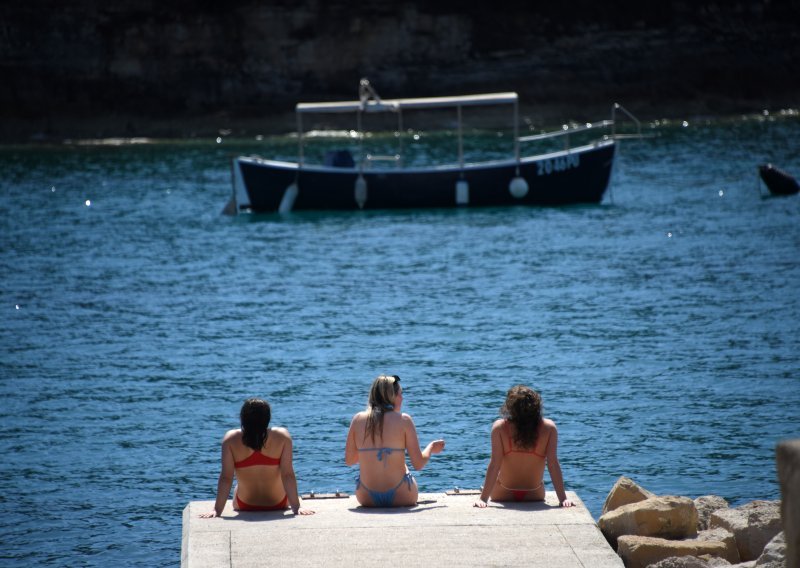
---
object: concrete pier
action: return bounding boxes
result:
[182,491,622,567]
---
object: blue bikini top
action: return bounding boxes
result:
[358,447,405,463]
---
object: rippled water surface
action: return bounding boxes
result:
[1,115,799,566]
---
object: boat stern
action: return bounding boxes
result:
[227,156,252,214]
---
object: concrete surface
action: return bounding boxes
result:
[182,491,623,567]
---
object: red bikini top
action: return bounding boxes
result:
[234,451,281,468]
[503,421,547,458]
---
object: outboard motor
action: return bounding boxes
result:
[759,163,800,196]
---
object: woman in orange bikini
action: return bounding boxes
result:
[345,375,446,507]
[200,398,314,517]
[474,385,574,508]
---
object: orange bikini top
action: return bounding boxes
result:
[503,421,546,458]
[234,451,281,468]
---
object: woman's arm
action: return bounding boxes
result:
[403,414,445,471]
[475,421,504,507]
[278,429,314,515]
[200,430,237,518]
[544,421,573,507]
[344,414,360,466]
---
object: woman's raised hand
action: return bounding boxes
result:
[429,439,446,454]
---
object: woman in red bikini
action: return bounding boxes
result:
[474,385,574,508]
[200,398,314,517]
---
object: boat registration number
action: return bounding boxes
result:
[537,154,580,176]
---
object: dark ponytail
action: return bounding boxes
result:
[240,398,271,450]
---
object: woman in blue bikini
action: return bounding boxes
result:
[345,375,446,507]
[474,385,573,508]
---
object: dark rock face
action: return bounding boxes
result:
[2,1,799,139]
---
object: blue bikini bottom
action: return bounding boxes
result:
[355,472,415,507]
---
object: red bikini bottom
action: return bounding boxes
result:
[235,494,288,511]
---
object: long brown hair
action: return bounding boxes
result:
[500,385,542,449]
[364,375,400,443]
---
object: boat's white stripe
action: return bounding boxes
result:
[236,139,614,174]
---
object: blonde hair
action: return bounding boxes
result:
[365,375,400,442]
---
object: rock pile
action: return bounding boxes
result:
[597,476,785,568]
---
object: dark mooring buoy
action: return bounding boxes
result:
[758,163,800,196]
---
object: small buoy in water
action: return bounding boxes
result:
[759,163,799,196]
[279,182,299,213]
[509,176,529,198]
[354,175,367,208]
[456,179,469,205]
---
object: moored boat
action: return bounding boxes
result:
[229,80,641,214]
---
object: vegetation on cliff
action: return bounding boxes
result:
[2,1,798,140]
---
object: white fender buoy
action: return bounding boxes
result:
[456,179,469,205]
[279,182,298,213]
[354,175,367,209]
[509,176,529,198]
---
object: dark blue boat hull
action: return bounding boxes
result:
[234,141,616,212]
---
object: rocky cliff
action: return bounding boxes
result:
[2,0,798,140]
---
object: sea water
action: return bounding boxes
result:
[1,114,799,566]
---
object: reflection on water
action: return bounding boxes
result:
[1,114,799,566]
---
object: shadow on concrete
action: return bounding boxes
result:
[219,510,297,522]
[491,501,563,512]
[347,500,447,514]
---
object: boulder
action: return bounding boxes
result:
[710,501,782,561]
[598,496,698,547]
[754,531,786,568]
[700,556,733,567]
[695,495,730,531]
[777,439,800,568]
[649,556,715,567]
[616,535,731,568]
[602,476,657,515]
[649,555,714,567]
[696,527,740,564]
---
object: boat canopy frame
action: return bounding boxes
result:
[292,79,645,174]
[295,79,521,173]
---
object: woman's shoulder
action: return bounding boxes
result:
[349,411,368,426]
[222,428,242,444]
[268,426,291,440]
[399,412,416,424]
[491,418,507,431]
[541,418,558,431]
